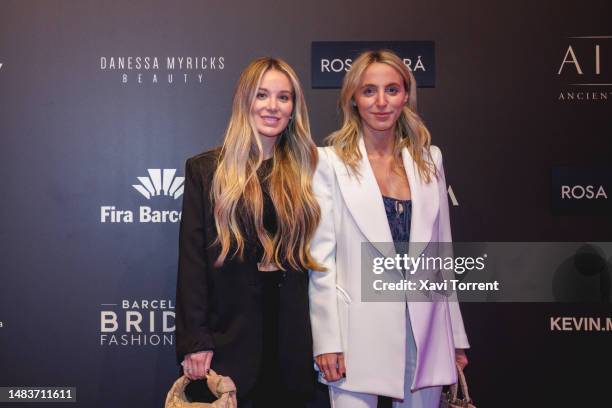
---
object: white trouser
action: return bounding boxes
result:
[328,306,442,408]
[328,385,442,408]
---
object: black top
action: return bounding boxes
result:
[175,150,315,399]
[254,158,284,394]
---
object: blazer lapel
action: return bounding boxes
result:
[401,147,439,245]
[331,138,395,258]
[330,139,440,258]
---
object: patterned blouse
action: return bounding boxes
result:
[382,195,412,243]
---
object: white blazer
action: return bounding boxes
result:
[309,139,470,399]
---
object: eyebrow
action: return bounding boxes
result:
[258,87,294,94]
[361,82,402,88]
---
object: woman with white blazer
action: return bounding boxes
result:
[309,50,470,408]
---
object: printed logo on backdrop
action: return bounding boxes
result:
[311,41,435,89]
[99,56,225,85]
[100,299,175,346]
[557,36,612,102]
[550,316,612,332]
[551,167,611,215]
[100,168,183,223]
[132,168,184,200]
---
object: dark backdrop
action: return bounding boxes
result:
[1,1,611,407]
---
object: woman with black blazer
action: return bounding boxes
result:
[175,57,323,407]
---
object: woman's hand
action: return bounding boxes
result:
[182,350,214,380]
[315,352,346,382]
[455,349,468,370]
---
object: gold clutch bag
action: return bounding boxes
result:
[165,370,237,408]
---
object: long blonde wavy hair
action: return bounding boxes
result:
[326,50,437,183]
[211,57,323,271]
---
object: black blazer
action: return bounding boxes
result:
[175,149,316,398]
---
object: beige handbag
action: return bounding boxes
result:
[165,370,238,408]
[440,363,476,408]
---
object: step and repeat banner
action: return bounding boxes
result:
[1,1,611,407]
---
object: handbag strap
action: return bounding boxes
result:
[447,381,459,402]
[214,376,224,397]
[455,362,472,403]
[206,371,237,398]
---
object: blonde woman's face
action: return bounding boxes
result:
[250,69,294,140]
[354,62,408,134]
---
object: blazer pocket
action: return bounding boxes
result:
[335,285,352,304]
[336,285,350,354]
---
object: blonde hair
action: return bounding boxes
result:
[211,57,323,271]
[326,50,437,182]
